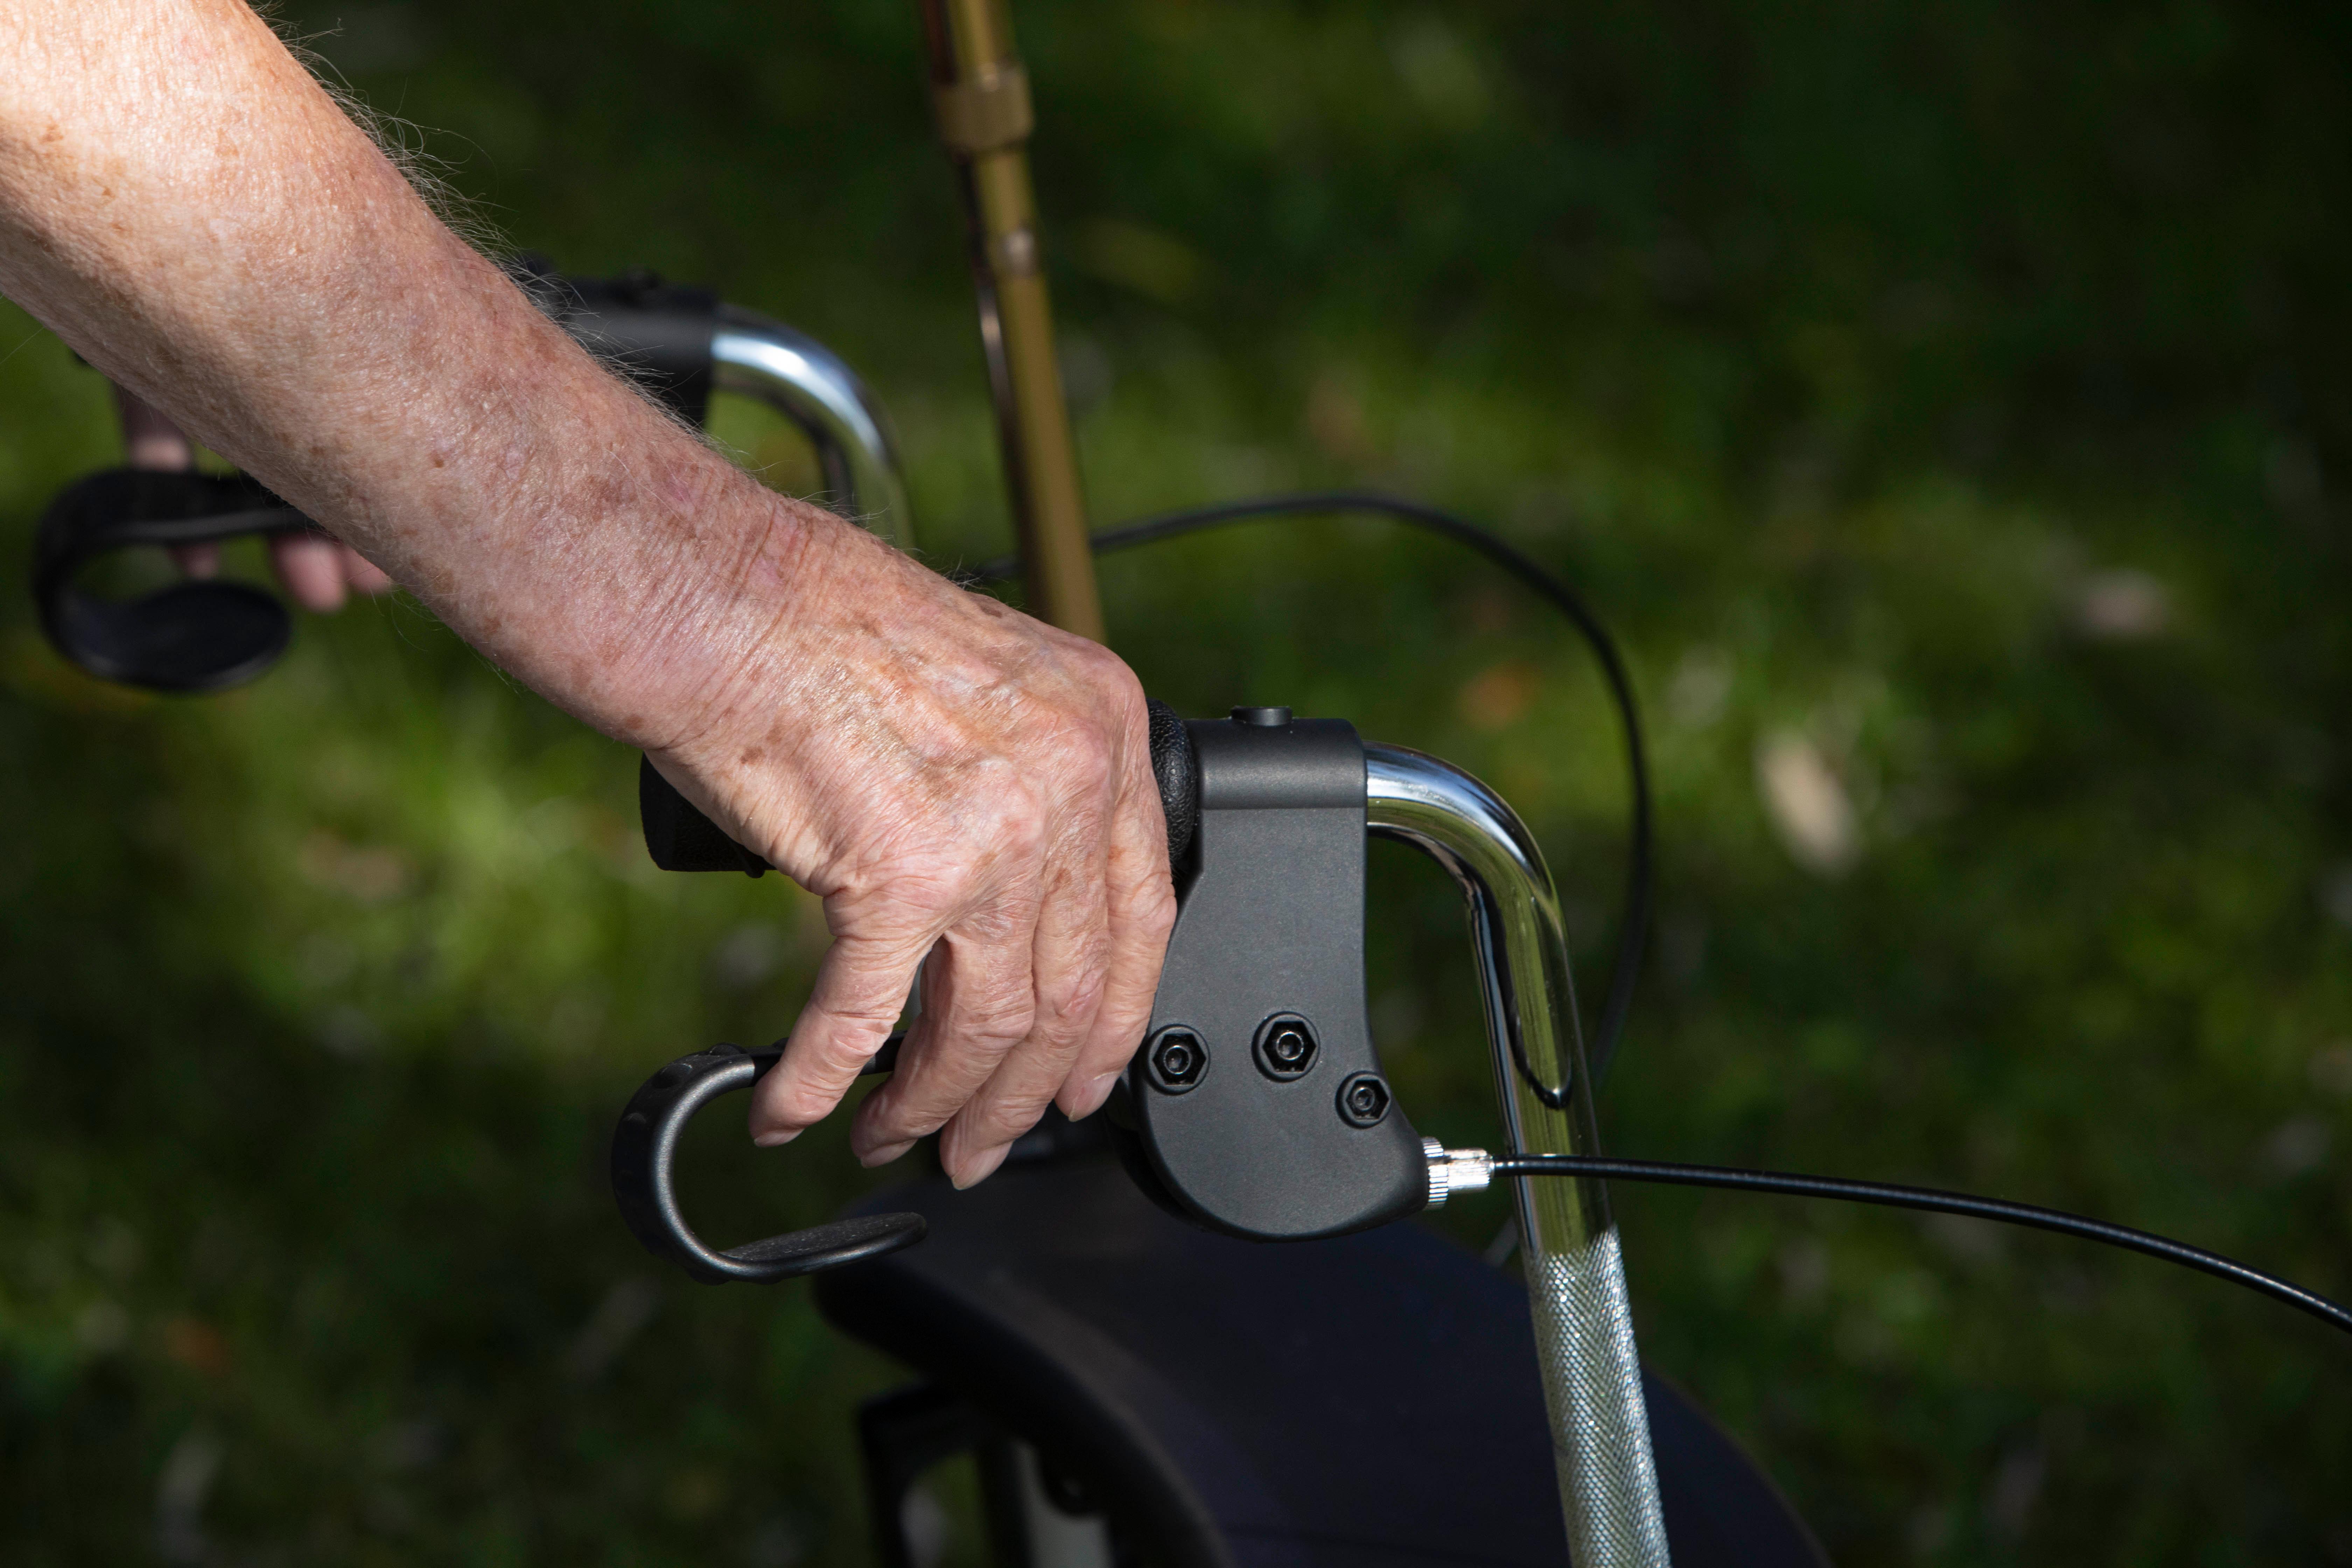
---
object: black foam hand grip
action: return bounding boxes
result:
[638,698,1203,877]
[638,759,775,877]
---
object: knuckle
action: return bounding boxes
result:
[991,806,1051,868]
[1081,1003,1154,1066]
[959,994,1036,1047]
[1079,643,1146,707]
[1039,957,1111,1037]
[869,1044,1009,1137]
[838,867,965,929]
[957,893,1039,947]
[794,1048,871,1098]
[816,987,912,1029]
[1109,875,1177,946]
[867,1092,954,1141]
[1131,878,1178,935]
[765,1078,846,1127]
[1061,741,1117,800]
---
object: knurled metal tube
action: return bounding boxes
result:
[1367,744,1671,1568]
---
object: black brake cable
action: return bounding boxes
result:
[1493,1152,2352,1338]
[976,494,2352,1339]
[970,489,1652,1094]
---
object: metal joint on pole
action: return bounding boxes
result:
[917,0,1104,642]
[932,64,1034,156]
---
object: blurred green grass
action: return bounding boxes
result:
[3,0,2348,1561]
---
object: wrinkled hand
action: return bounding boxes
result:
[644,512,1177,1189]
[114,383,394,611]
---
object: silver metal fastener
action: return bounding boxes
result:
[1423,1138,1495,1208]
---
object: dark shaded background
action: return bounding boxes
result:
[3,1,2348,1562]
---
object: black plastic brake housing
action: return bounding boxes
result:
[1106,707,1427,1241]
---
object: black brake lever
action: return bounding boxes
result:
[610,1034,922,1283]
[33,468,320,692]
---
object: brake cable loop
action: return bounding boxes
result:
[974,488,1652,1101]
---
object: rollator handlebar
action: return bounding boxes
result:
[616,710,1674,1561]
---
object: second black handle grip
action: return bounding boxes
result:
[639,697,1202,876]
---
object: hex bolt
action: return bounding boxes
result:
[1337,1072,1392,1127]
[1252,1014,1320,1081]
[1147,1027,1207,1094]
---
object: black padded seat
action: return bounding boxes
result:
[815,1153,1826,1568]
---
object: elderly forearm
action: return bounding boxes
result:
[0,0,818,744]
[2,1,1184,1184]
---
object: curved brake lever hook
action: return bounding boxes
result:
[34,468,319,692]
[610,1035,922,1283]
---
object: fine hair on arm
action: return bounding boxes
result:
[253,2,502,257]
[253,3,705,447]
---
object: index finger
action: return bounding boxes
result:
[1054,732,1178,1119]
[748,924,932,1145]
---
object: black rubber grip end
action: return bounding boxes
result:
[1146,699,1200,871]
[639,757,770,876]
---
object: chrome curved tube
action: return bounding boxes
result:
[1367,743,1670,1568]
[710,307,914,550]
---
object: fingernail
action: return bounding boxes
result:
[858,1138,917,1168]
[751,1128,802,1149]
[1068,1069,1123,1120]
[951,1141,1012,1191]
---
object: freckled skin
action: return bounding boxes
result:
[0,0,1177,1187]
